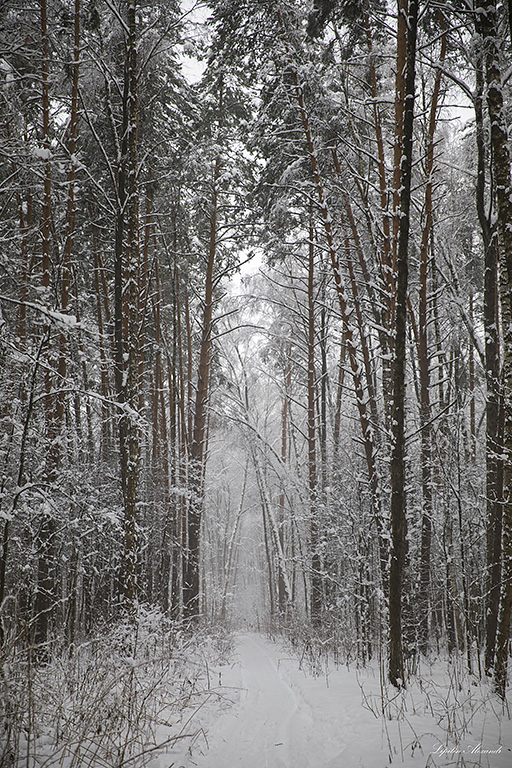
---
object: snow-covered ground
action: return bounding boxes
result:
[165,633,512,768]
[10,627,511,768]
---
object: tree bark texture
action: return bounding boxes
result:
[184,157,221,619]
[389,0,418,689]
[113,0,141,610]
[477,0,512,697]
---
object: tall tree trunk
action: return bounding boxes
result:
[474,45,504,675]
[363,9,394,427]
[278,346,292,615]
[172,265,188,617]
[392,0,408,270]
[113,0,140,611]
[150,245,171,610]
[388,0,418,689]
[307,216,322,625]
[34,0,56,651]
[477,0,512,697]
[417,12,446,654]
[184,156,221,619]
[60,1,81,641]
[92,237,113,461]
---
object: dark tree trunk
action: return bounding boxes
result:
[113,0,140,610]
[477,0,512,697]
[184,156,220,619]
[389,0,419,689]
[474,45,504,676]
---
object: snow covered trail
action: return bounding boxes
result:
[190,635,352,768]
[167,632,511,768]
[194,633,313,768]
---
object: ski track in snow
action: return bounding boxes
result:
[192,633,350,768]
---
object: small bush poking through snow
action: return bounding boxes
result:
[271,627,512,768]
[0,607,233,768]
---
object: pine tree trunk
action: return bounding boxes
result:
[392,0,408,269]
[307,218,322,625]
[113,0,140,611]
[476,0,512,698]
[363,10,394,427]
[475,0,512,696]
[389,0,418,689]
[92,241,113,461]
[474,45,504,675]
[184,157,220,619]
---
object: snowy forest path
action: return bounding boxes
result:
[188,634,512,768]
[193,632,350,768]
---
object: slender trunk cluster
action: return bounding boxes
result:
[277,10,387,609]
